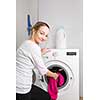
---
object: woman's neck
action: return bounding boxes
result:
[29,37,39,45]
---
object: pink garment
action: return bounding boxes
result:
[48,73,64,100]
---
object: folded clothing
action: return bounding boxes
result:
[48,73,64,100]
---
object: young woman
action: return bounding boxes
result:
[16,21,58,100]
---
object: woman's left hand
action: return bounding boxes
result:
[41,48,51,55]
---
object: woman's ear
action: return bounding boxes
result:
[31,29,36,36]
[32,28,36,32]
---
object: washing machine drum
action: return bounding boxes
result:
[40,60,74,94]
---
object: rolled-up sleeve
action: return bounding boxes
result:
[30,44,48,75]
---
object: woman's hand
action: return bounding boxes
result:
[53,73,59,80]
[41,48,51,55]
[46,70,59,80]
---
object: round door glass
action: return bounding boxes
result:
[44,64,69,89]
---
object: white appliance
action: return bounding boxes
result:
[56,27,67,49]
[33,49,79,100]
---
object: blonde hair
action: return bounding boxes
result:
[30,21,50,36]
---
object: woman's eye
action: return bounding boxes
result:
[45,35,48,37]
[40,32,43,35]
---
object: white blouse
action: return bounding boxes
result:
[16,40,48,94]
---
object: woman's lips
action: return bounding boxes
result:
[39,38,44,41]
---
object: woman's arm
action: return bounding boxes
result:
[30,44,58,79]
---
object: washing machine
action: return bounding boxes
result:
[33,49,79,100]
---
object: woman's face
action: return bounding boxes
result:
[33,26,49,44]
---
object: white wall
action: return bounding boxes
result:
[16,0,38,49]
[16,0,83,97]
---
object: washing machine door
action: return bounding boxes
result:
[32,68,45,89]
[40,60,74,95]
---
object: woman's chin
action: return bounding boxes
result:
[39,40,45,43]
